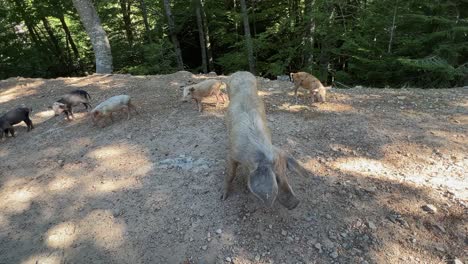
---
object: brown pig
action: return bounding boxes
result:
[182,79,227,112]
[223,71,306,210]
[290,72,331,104]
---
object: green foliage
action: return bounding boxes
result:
[0,0,466,88]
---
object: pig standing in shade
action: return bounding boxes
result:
[0,107,34,139]
[91,95,138,127]
[52,89,92,120]
[223,71,306,210]
[182,79,227,112]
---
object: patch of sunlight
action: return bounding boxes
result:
[48,176,76,192]
[21,252,61,264]
[0,80,43,103]
[0,148,8,158]
[80,210,126,249]
[0,213,9,228]
[258,90,272,96]
[34,109,55,118]
[90,178,138,193]
[46,222,76,248]
[333,157,394,176]
[0,185,41,214]
[278,103,310,112]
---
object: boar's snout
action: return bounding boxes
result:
[248,165,278,207]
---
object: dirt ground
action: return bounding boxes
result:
[0,72,466,264]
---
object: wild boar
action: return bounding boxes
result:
[0,107,34,139]
[223,71,305,210]
[290,72,331,104]
[182,79,227,112]
[91,95,138,127]
[52,89,92,120]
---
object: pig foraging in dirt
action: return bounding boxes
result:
[91,95,138,127]
[290,72,331,104]
[0,107,34,139]
[223,71,306,210]
[52,89,92,120]
[182,79,227,112]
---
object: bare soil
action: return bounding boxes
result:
[0,72,466,264]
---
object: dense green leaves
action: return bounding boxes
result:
[0,0,466,87]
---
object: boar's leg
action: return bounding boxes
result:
[222,157,239,200]
[293,85,300,104]
[128,102,139,115]
[197,100,203,112]
[108,113,114,123]
[24,117,34,131]
[122,106,130,120]
[9,127,15,137]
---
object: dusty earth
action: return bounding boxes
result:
[0,72,466,264]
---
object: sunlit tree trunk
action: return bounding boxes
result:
[59,15,84,72]
[163,0,184,70]
[239,0,255,74]
[72,0,113,73]
[304,0,316,66]
[194,0,208,73]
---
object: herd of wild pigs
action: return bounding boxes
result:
[1,71,329,209]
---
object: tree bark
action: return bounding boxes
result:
[304,0,316,66]
[163,0,184,70]
[195,0,208,73]
[138,0,152,43]
[119,0,134,46]
[72,0,113,73]
[200,0,213,70]
[59,15,84,72]
[387,3,397,53]
[239,0,255,74]
[41,17,66,63]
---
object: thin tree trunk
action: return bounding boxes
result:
[163,0,184,70]
[72,0,113,73]
[304,0,316,66]
[119,0,134,46]
[195,0,208,73]
[41,17,66,63]
[201,0,213,70]
[239,0,255,74]
[387,3,397,53]
[13,0,41,46]
[60,15,84,72]
[138,0,152,43]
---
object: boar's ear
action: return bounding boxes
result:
[286,156,309,177]
[189,87,195,92]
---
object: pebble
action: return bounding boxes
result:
[330,251,338,259]
[325,214,332,220]
[268,224,273,229]
[255,255,261,261]
[367,221,377,230]
[281,230,287,236]
[202,245,207,250]
[287,236,294,242]
[216,229,222,234]
[225,257,232,262]
[422,204,437,214]
[314,243,322,251]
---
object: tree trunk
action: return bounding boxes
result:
[163,0,184,70]
[304,0,316,66]
[138,0,152,43]
[41,18,66,63]
[239,0,255,74]
[12,0,41,46]
[60,15,84,72]
[195,0,208,73]
[387,3,397,53]
[72,0,113,73]
[119,0,134,46]
[200,0,213,70]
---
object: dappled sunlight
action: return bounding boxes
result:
[48,175,77,192]
[79,210,126,250]
[21,253,61,264]
[0,79,43,103]
[0,186,41,214]
[333,157,394,177]
[45,222,77,248]
[89,178,139,193]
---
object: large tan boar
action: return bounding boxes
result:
[290,72,331,104]
[223,71,305,210]
[182,79,227,112]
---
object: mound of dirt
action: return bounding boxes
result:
[0,72,466,264]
